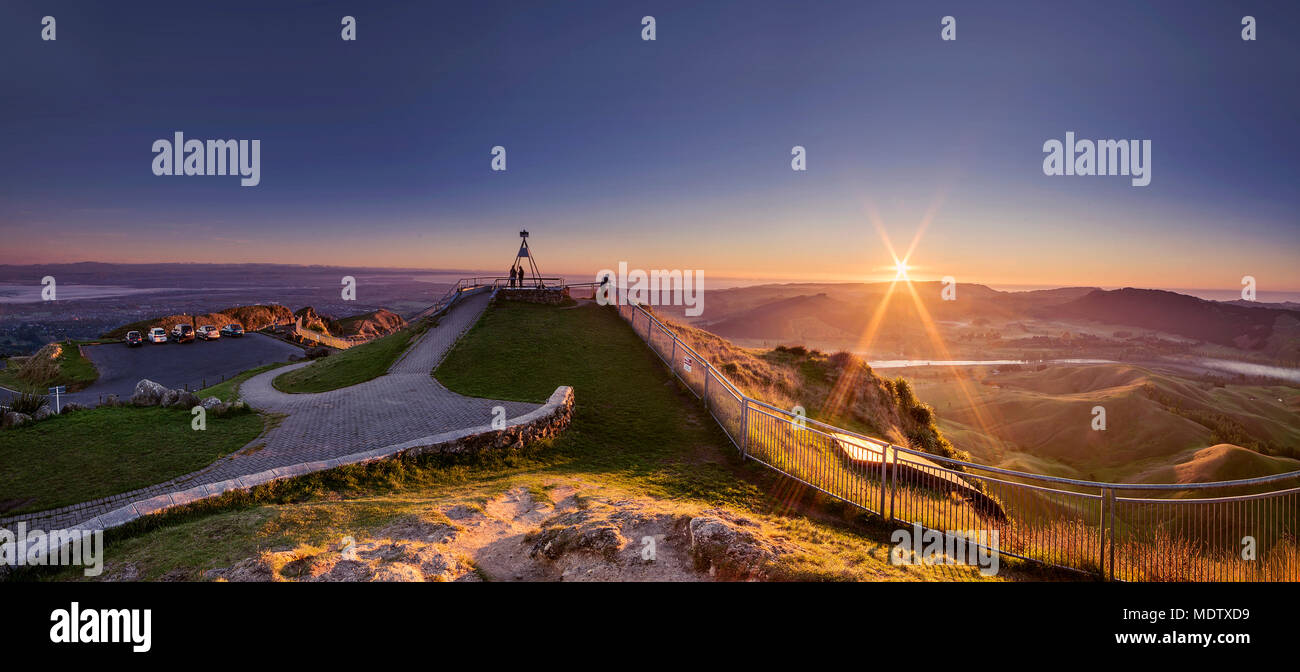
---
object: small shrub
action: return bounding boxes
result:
[7,391,49,415]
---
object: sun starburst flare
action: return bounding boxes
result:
[821,195,1008,456]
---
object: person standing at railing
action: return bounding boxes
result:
[508,266,517,288]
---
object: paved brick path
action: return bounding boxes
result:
[1,291,537,532]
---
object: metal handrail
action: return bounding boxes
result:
[615,295,1300,493]
[608,287,1299,581]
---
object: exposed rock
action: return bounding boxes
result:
[101,394,121,407]
[2,412,32,429]
[529,509,628,561]
[495,287,572,305]
[373,515,460,544]
[158,389,179,408]
[304,346,331,360]
[210,557,274,582]
[169,486,801,584]
[100,562,141,582]
[293,306,333,335]
[688,511,794,581]
[131,379,167,406]
[166,390,200,409]
[102,304,294,340]
[158,568,194,582]
[60,402,87,413]
[200,396,223,411]
[339,309,407,339]
[33,407,55,421]
[211,399,247,416]
[210,535,471,583]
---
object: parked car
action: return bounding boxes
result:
[125,330,143,347]
[220,323,245,338]
[197,325,220,341]
[147,327,168,344]
[171,323,196,344]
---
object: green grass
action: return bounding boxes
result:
[435,301,760,506]
[272,323,427,393]
[199,361,291,402]
[26,301,1065,582]
[0,405,266,516]
[0,340,100,393]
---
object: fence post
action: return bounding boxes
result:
[669,335,677,375]
[880,443,891,515]
[888,444,898,521]
[703,361,711,411]
[1098,487,1109,581]
[739,398,749,458]
[1107,488,1117,581]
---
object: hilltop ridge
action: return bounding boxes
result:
[103,305,406,341]
[651,309,968,463]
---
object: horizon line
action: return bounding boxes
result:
[1,258,1298,298]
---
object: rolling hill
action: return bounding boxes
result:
[910,363,1300,483]
[1042,288,1297,350]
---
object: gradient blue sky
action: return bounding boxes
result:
[2,0,1297,292]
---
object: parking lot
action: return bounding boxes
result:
[58,333,303,405]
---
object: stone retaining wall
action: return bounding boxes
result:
[495,287,571,304]
[9,386,574,567]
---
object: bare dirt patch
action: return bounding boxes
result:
[204,484,803,582]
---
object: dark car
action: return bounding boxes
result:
[220,323,245,338]
[171,323,196,344]
[125,330,143,347]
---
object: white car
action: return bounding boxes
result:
[147,327,167,344]
[197,325,220,341]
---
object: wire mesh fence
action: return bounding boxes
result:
[610,294,1299,581]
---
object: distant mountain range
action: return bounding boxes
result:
[667,282,1300,356]
[1040,288,1298,349]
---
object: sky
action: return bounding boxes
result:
[2,0,1298,294]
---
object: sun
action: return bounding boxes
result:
[894,261,910,280]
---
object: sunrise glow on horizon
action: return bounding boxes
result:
[3,2,1296,295]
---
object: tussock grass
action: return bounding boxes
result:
[0,341,99,393]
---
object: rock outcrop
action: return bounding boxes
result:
[2,412,32,429]
[201,488,802,583]
[131,379,168,406]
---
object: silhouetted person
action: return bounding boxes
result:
[508,266,517,288]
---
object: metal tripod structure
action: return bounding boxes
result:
[511,229,543,287]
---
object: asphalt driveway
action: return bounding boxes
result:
[50,334,301,406]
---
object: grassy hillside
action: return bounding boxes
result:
[1133,444,1300,485]
[43,301,1061,582]
[909,363,1300,482]
[272,322,426,393]
[0,405,265,515]
[200,361,291,402]
[644,312,969,463]
[0,340,99,393]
